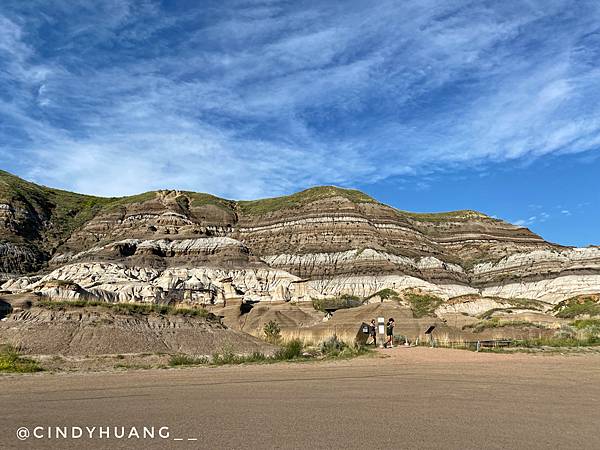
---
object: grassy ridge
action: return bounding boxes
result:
[237,186,378,215]
[0,170,111,241]
[36,299,214,319]
[2,170,500,230]
[398,209,493,223]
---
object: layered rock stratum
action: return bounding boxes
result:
[1,169,599,305]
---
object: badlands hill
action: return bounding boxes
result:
[1,169,599,306]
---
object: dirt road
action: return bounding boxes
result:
[1,348,599,449]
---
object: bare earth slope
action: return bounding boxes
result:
[0,302,274,357]
[1,169,599,305]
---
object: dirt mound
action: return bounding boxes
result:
[221,301,441,344]
[0,306,274,357]
[321,303,438,343]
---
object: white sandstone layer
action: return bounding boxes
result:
[51,237,249,264]
[481,274,600,303]
[473,247,600,274]
[264,249,465,273]
[2,262,298,304]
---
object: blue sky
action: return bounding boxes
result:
[0,1,599,246]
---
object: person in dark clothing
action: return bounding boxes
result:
[368,319,377,346]
[384,318,395,348]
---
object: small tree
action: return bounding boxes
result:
[263,320,282,343]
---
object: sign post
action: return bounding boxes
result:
[424,325,436,347]
[377,317,385,348]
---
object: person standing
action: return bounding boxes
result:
[384,318,395,348]
[368,319,377,346]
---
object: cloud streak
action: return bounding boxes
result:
[0,0,600,198]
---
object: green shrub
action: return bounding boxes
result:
[212,347,238,365]
[169,354,209,367]
[168,338,368,368]
[211,349,273,365]
[0,346,43,373]
[515,336,600,348]
[318,336,370,358]
[312,295,363,312]
[572,318,600,329]
[169,347,269,367]
[581,326,600,339]
[478,307,540,320]
[405,292,443,318]
[367,289,399,301]
[554,325,575,339]
[319,335,347,356]
[263,320,282,344]
[464,318,547,333]
[274,339,303,360]
[245,352,269,363]
[553,296,600,319]
[336,345,370,358]
[570,319,600,340]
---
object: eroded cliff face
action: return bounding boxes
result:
[1,170,598,304]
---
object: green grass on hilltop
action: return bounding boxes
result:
[0,170,111,241]
[237,186,378,215]
[398,209,493,223]
[1,170,498,225]
[101,191,158,211]
[185,192,235,210]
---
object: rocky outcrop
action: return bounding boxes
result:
[0,242,46,277]
[473,247,600,282]
[50,237,257,268]
[2,262,300,305]
[1,170,598,304]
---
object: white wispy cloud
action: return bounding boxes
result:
[0,0,599,199]
[514,217,537,227]
[515,211,551,227]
